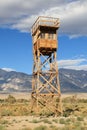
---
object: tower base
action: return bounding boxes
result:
[31,93,62,116]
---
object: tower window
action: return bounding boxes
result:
[40,33,45,38]
[48,32,54,39]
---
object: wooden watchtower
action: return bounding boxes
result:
[31,16,62,115]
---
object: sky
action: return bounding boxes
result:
[0,0,87,74]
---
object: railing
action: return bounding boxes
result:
[32,16,60,34]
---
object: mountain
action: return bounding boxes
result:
[0,68,87,93]
[0,69,32,92]
[59,69,87,92]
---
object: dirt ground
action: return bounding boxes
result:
[61,92,87,99]
[0,92,87,130]
[0,92,87,99]
[1,116,63,130]
[0,92,31,99]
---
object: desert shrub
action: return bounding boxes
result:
[77,116,84,121]
[50,125,60,130]
[0,99,4,103]
[73,126,82,130]
[5,95,16,103]
[17,99,29,103]
[20,107,29,116]
[25,119,28,122]
[83,122,87,126]
[70,117,76,123]
[62,95,77,103]
[30,119,52,124]
[78,99,87,103]
[0,125,6,130]
[74,121,81,128]
[42,119,52,124]
[30,119,40,123]
[81,126,87,130]
[60,124,83,130]
[52,119,58,123]
[34,125,47,130]
[39,110,54,117]
[62,125,76,130]
[65,118,71,124]
[59,118,65,124]
[1,109,12,116]
[0,120,8,125]
[63,108,74,117]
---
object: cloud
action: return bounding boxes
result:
[2,68,16,72]
[58,58,87,70]
[0,0,87,37]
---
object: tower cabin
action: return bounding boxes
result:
[31,16,60,55]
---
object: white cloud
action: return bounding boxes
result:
[0,0,87,37]
[2,68,16,72]
[58,58,87,70]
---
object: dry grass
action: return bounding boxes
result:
[0,92,87,130]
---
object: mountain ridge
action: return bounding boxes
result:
[0,68,87,93]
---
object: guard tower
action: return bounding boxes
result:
[31,16,62,115]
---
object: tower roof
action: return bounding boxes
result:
[32,16,60,35]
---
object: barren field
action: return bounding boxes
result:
[0,115,86,130]
[0,92,87,130]
[0,92,87,99]
[0,92,31,100]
